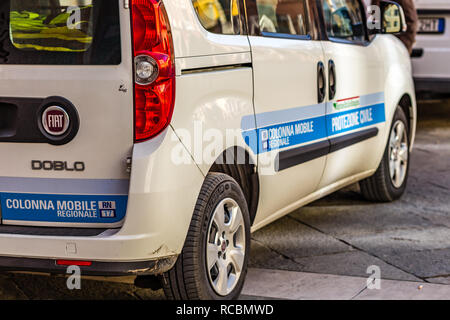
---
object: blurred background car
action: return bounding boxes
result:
[412,0,450,98]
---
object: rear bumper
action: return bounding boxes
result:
[414,78,450,94]
[0,255,177,276]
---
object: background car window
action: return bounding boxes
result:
[192,0,241,35]
[255,0,310,36]
[322,0,366,42]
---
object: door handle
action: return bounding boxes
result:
[317,62,325,104]
[329,60,336,100]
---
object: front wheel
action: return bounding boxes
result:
[161,173,251,300]
[360,106,410,202]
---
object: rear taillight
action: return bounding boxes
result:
[131,0,175,142]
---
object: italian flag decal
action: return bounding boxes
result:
[334,96,361,110]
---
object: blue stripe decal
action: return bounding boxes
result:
[245,115,327,154]
[242,93,386,155]
[1,193,127,224]
[242,103,327,131]
[0,178,129,224]
[327,103,386,137]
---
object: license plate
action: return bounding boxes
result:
[418,18,445,34]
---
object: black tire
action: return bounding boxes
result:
[360,106,410,202]
[161,173,251,300]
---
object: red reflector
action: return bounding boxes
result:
[56,260,92,267]
[131,0,175,143]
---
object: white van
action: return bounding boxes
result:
[0,0,416,300]
[413,0,450,95]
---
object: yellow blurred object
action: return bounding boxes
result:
[193,0,222,29]
[231,0,239,16]
[9,7,93,53]
[193,0,239,34]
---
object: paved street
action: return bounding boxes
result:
[0,99,449,300]
[245,99,450,299]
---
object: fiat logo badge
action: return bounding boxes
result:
[42,106,70,136]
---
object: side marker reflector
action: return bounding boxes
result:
[56,260,92,267]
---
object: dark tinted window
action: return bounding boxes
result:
[0,0,121,65]
[322,0,365,42]
[192,0,242,35]
[255,0,310,36]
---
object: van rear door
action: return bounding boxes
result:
[0,0,134,228]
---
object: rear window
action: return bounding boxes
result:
[0,0,121,65]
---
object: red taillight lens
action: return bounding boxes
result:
[131,0,175,142]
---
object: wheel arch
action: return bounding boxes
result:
[398,93,415,145]
[208,146,259,226]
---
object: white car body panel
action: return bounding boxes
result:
[0,5,135,229]
[0,127,204,261]
[0,0,416,273]
[318,38,386,188]
[246,35,327,226]
[165,0,251,60]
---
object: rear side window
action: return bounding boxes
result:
[192,0,242,35]
[0,0,121,65]
[255,0,310,37]
[321,0,366,42]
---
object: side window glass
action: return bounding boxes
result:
[192,0,242,35]
[253,0,311,37]
[322,0,366,42]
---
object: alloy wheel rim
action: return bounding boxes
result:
[206,198,245,296]
[389,120,409,188]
